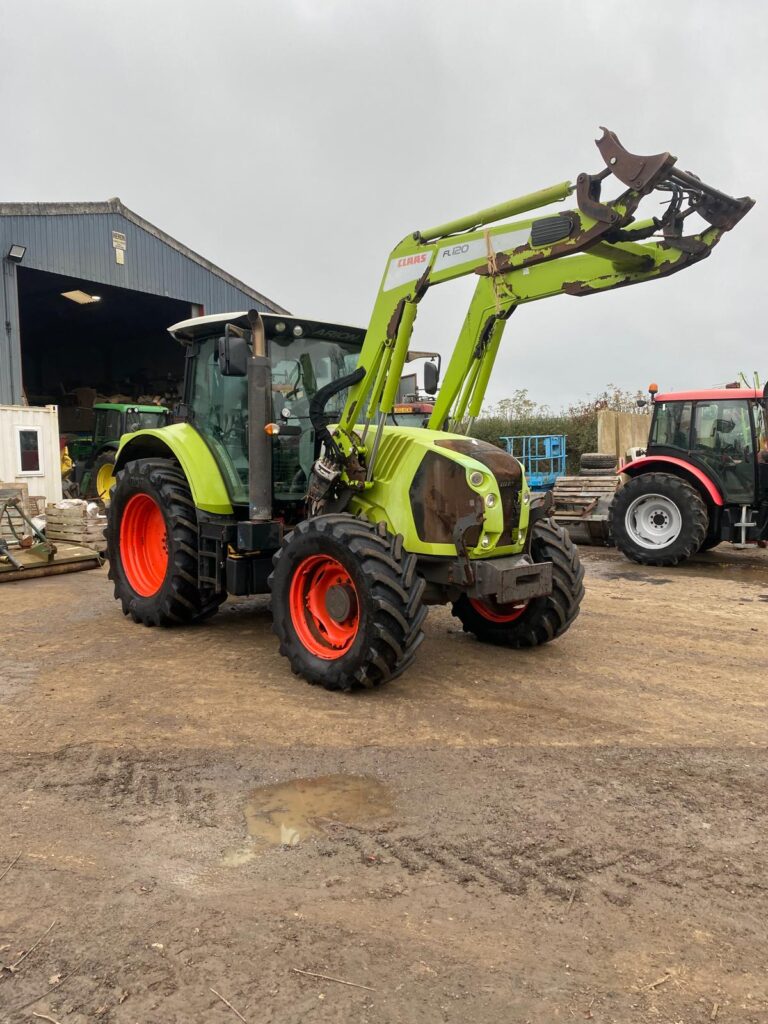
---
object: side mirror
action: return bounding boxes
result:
[423,360,439,396]
[218,325,249,376]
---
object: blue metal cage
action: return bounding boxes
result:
[500,434,567,490]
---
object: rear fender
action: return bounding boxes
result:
[114,422,233,515]
[621,456,723,507]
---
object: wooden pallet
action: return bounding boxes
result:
[46,526,106,544]
[552,474,619,517]
[552,474,619,546]
[45,502,107,550]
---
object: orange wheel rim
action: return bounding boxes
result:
[288,554,360,659]
[120,493,169,597]
[469,596,528,623]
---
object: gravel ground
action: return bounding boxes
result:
[0,545,766,1024]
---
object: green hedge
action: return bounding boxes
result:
[466,386,645,474]
[469,412,596,474]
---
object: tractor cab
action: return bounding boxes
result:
[392,401,435,428]
[94,403,170,445]
[169,312,366,518]
[71,402,170,501]
[646,389,765,506]
[392,351,440,427]
[612,385,767,564]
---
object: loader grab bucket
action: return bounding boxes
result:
[580,127,754,233]
[595,127,677,191]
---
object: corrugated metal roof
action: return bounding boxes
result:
[0,198,289,314]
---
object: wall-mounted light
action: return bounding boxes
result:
[61,289,101,305]
[7,244,26,263]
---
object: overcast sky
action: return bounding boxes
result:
[1,0,765,410]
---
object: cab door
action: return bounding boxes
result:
[186,337,250,504]
[691,399,757,504]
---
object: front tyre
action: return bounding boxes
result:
[610,472,708,566]
[452,518,584,648]
[269,514,426,691]
[106,458,225,626]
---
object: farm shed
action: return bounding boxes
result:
[0,199,286,419]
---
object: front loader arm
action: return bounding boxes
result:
[427,220,739,430]
[334,127,752,477]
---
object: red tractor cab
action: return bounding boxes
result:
[391,400,435,428]
[610,383,768,565]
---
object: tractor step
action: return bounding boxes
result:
[198,525,225,590]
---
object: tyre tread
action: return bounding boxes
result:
[106,458,225,626]
[451,518,584,649]
[269,515,425,691]
[609,472,708,566]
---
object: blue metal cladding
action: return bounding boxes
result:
[0,204,285,403]
[0,209,276,312]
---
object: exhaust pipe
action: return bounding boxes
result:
[247,309,272,521]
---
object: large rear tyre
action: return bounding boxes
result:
[106,458,225,626]
[94,449,118,504]
[451,518,584,647]
[698,536,722,552]
[609,472,708,566]
[269,514,426,691]
[698,510,722,552]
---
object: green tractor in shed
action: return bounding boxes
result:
[105,129,752,690]
[68,402,170,503]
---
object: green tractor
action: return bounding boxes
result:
[105,129,752,690]
[71,403,170,502]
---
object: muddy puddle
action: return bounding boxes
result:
[223,775,393,863]
[585,551,768,588]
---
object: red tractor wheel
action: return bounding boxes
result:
[106,459,225,626]
[452,519,584,647]
[467,597,529,623]
[120,493,169,596]
[270,514,426,690]
[287,553,361,659]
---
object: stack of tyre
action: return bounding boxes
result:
[577,452,618,546]
[579,452,618,476]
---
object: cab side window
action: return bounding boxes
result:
[693,399,755,501]
[693,400,752,459]
[649,401,692,450]
[94,410,122,449]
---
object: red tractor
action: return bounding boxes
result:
[611,383,768,565]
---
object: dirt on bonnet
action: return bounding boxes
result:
[0,546,766,1024]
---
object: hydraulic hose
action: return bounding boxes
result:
[309,366,366,448]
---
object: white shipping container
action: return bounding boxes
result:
[0,404,63,503]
